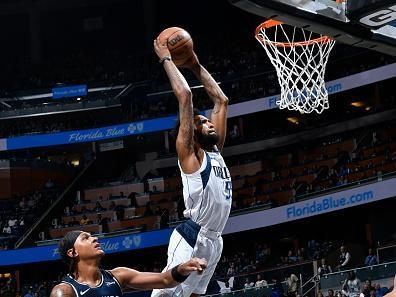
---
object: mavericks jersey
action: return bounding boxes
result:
[179,150,232,233]
[61,269,123,297]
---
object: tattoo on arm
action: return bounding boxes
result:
[178,102,194,152]
[162,58,195,154]
[195,65,227,105]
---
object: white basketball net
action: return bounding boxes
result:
[256,21,335,114]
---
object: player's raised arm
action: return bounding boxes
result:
[111,258,207,290]
[153,37,200,174]
[187,52,229,151]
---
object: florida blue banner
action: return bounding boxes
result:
[0,64,394,151]
[0,228,173,266]
[52,84,88,99]
[223,177,396,234]
[3,115,177,151]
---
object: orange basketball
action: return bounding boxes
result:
[157,27,193,66]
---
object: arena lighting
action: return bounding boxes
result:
[0,273,11,278]
[287,117,299,125]
[76,97,81,101]
[71,160,79,166]
[351,101,366,107]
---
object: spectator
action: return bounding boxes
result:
[287,272,299,297]
[37,282,49,297]
[342,271,361,297]
[318,258,332,277]
[244,277,254,289]
[97,213,109,233]
[226,263,235,276]
[229,124,240,140]
[271,276,285,297]
[93,201,106,212]
[364,248,378,266]
[296,248,305,262]
[220,282,232,294]
[80,215,89,225]
[256,244,271,264]
[366,280,375,292]
[64,206,70,216]
[45,178,55,189]
[2,225,11,234]
[70,205,80,215]
[375,283,389,297]
[286,250,297,264]
[361,281,372,297]
[337,245,351,271]
[8,217,17,228]
[370,289,377,297]
[108,201,117,210]
[242,260,256,273]
[23,287,34,297]
[255,274,268,287]
[328,289,335,297]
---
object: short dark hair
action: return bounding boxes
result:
[171,108,201,140]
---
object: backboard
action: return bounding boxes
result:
[229,0,396,56]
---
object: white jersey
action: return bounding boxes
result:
[178,150,232,233]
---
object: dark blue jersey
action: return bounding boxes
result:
[61,269,123,297]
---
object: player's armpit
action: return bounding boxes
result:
[50,284,76,297]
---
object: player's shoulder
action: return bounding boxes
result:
[50,282,76,297]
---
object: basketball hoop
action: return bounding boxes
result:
[255,20,335,114]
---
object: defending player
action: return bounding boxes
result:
[50,231,207,297]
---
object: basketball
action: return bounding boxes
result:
[157,27,193,66]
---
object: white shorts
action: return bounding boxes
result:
[151,220,223,297]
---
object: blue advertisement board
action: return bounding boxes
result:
[0,228,173,266]
[52,85,88,99]
[224,177,396,234]
[0,64,394,151]
[1,177,396,266]
[4,115,177,151]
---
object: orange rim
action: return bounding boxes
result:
[255,19,333,48]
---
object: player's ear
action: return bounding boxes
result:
[67,247,78,258]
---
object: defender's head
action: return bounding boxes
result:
[58,231,104,272]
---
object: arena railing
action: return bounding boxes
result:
[14,158,96,248]
[377,244,396,263]
[319,261,396,291]
[121,260,315,297]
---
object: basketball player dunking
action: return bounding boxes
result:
[50,231,207,297]
[152,34,232,297]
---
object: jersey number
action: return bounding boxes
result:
[225,181,232,200]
